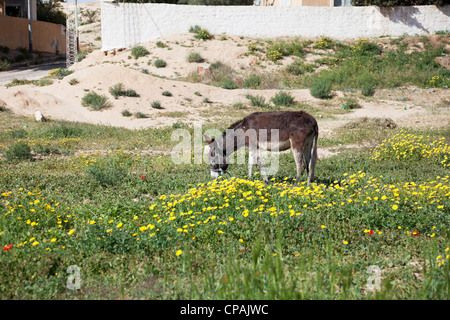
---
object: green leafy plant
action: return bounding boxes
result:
[187,52,204,63]
[271,91,295,107]
[81,92,111,111]
[245,94,270,108]
[4,141,32,162]
[109,83,139,99]
[131,45,149,59]
[361,84,375,97]
[151,101,163,109]
[310,78,332,99]
[154,59,167,68]
[121,110,132,117]
[221,78,238,90]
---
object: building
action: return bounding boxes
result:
[0,0,37,20]
[261,0,352,6]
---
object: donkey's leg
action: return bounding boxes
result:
[291,148,304,185]
[307,132,318,184]
[256,149,269,184]
[248,149,256,179]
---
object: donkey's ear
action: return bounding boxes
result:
[204,134,214,144]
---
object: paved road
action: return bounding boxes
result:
[0,61,67,86]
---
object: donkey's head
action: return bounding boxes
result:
[204,134,229,179]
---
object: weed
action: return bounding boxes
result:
[121,110,132,117]
[310,78,332,99]
[271,91,295,107]
[151,101,163,109]
[4,141,32,162]
[131,45,149,59]
[154,59,167,68]
[81,92,111,111]
[187,52,204,63]
[162,91,172,97]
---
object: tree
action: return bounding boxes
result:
[37,0,67,26]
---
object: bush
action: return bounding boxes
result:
[162,91,172,97]
[245,94,269,108]
[187,52,204,63]
[156,41,167,48]
[82,92,111,111]
[131,45,149,59]
[4,141,32,162]
[243,76,262,89]
[49,68,73,79]
[193,28,211,41]
[285,61,304,76]
[342,98,362,110]
[271,91,295,107]
[221,78,238,90]
[154,59,167,68]
[0,59,10,71]
[69,78,79,86]
[37,0,67,26]
[361,84,375,97]
[109,83,139,99]
[134,112,148,118]
[122,110,132,117]
[151,101,163,109]
[310,78,332,99]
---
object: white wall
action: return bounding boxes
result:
[101,3,450,51]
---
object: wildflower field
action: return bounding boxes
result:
[0,109,448,300]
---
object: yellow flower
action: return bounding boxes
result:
[32,241,39,246]
[68,229,74,235]
[50,238,57,243]
[392,205,398,210]
[176,250,182,256]
[343,240,348,245]
[116,222,123,228]
[239,239,244,243]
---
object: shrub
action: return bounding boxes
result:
[193,28,211,41]
[0,59,10,71]
[313,36,334,50]
[69,78,79,85]
[243,76,262,89]
[310,78,332,99]
[266,48,283,62]
[154,59,167,68]
[271,91,295,107]
[109,83,139,99]
[342,98,362,110]
[141,68,149,74]
[4,141,32,162]
[221,78,238,90]
[122,110,132,117]
[361,84,375,97]
[245,94,269,108]
[187,52,204,63]
[134,112,148,118]
[285,61,304,76]
[162,91,172,97]
[81,92,111,111]
[131,45,149,59]
[151,101,163,109]
[156,41,167,48]
[49,68,73,79]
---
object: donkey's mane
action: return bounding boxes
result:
[221,119,244,136]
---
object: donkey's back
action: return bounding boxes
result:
[238,111,318,184]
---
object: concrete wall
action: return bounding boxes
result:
[101,3,450,52]
[268,0,333,6]
[0,15,66,53]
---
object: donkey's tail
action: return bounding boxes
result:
[307,124,318,184]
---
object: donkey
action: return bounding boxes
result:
[204,111,318,185]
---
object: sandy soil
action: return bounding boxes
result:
[0,1,448,138]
